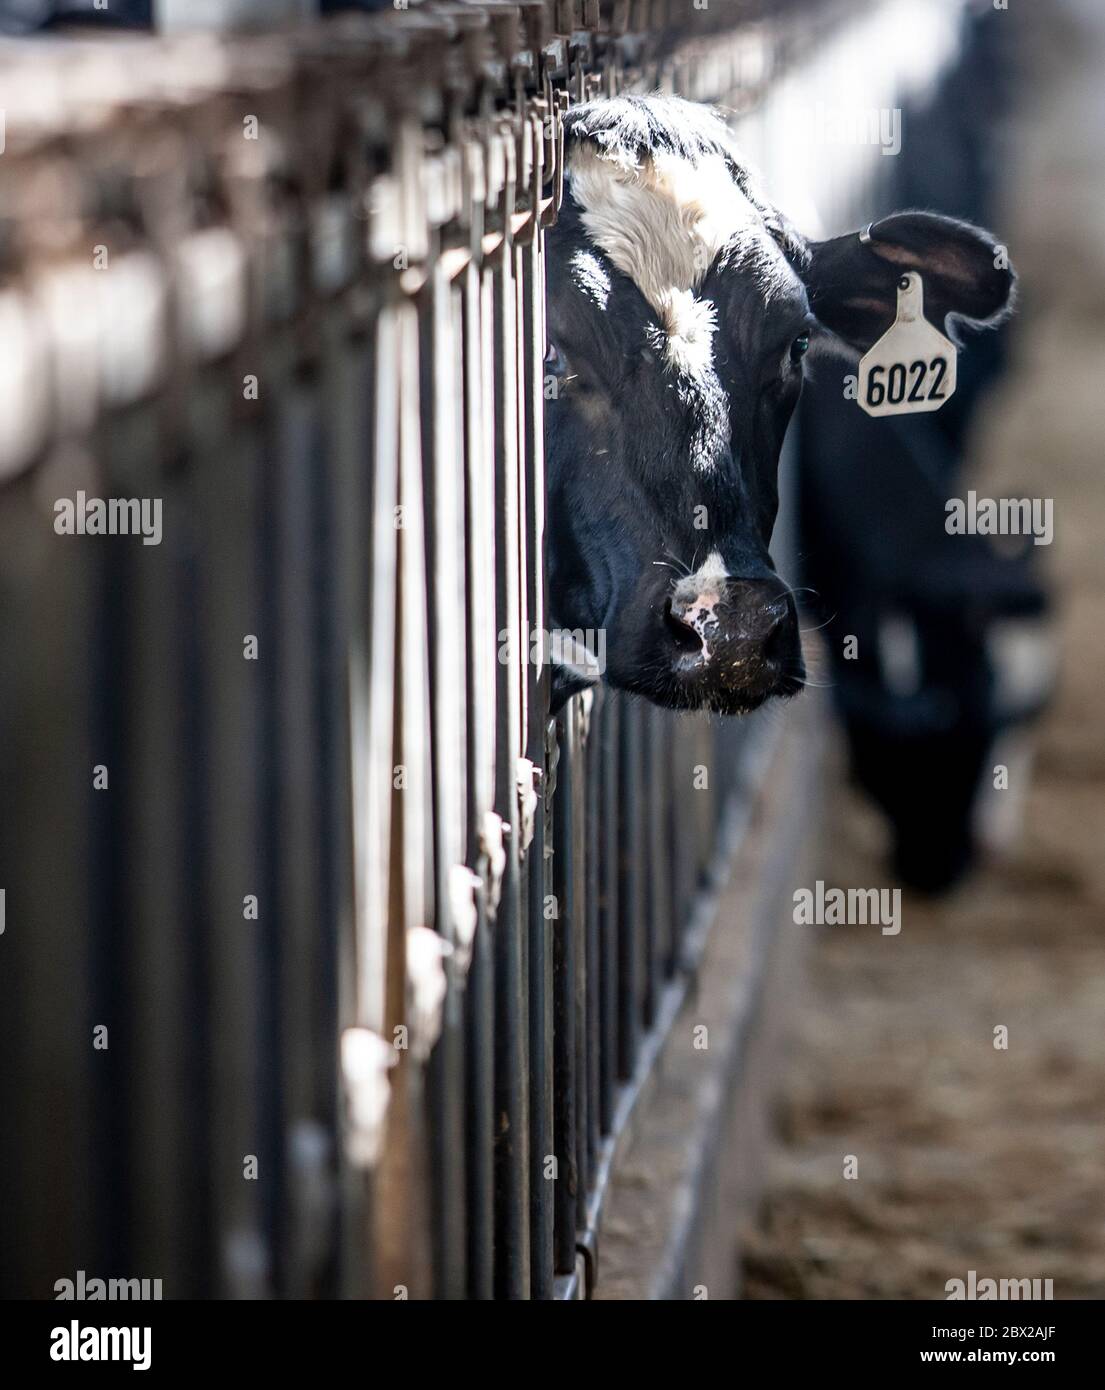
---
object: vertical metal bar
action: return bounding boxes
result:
[489,124,530,1297]
[551,709,577,1275]
[359,306,399,1046]
[191,366,266,1300]
[341,283,386,1303]
[521,151,555,1298]
[346,294,401,1300]
[90,516,136,1288]
[668,717,692,970]
[572,697,589,1224]
[318,300,372,1302]
[463,886,494,1300]
[461,226,495,1299]
[693,717,715,891]
[528,714,555,1296]
[648,705,674,982]
[421,259,469,1301]
[584,697,602,1176]
[176,498,216,1299]
[374,290,436,1300]
[275,371,327,1299]
[0,467,98,1297]
[112,367,218,1299]
[616,703,640,1081]
[638,707,658,1030]
[255,382,289,1299]
[299,333,344,1299]
[597,693,620,1135]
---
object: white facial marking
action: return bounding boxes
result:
[672,551,730,665]
[569,248,611,310]
[567,144,771,379]
[567,145,758,307]
[690,549,729,587]
[655,287,717,374]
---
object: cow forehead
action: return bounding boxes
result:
[566,143,791,319]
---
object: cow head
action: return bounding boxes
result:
[544,95,1015,713]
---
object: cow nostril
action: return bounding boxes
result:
[663,598,705,656]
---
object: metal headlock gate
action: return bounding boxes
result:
[0,0,967,1300]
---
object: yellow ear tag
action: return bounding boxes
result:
[857,271,957,417]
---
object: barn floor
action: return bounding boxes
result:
[741,0,1105,1301]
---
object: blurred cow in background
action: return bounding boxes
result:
[797,6,1054,892]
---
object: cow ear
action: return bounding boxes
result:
[802,212,1015,352]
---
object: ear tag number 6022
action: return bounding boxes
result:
[857,271,957,418]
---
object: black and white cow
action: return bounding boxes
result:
[796,8,1051,892]
[544,94,1016,715]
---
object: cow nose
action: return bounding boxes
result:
[664,591,721,656]
[662,575,800,710]
[736,589,791,657]
[667,580,787,660]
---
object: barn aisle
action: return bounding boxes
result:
[742,0,1105,1300]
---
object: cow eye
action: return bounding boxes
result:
[545,341,566,375]
[789,334,810,364]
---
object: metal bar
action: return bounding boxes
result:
[572,697,590,1227]
[527,715,556,1297]
[521,165,555,1298]
[461,243,496,1301]
[421,257,470,1301]
[551,709,577,1276]
[583,696,602,1182]
[616,704,640,1081]
[316,301,371,1303]
[275,374,327,1299]
[639,707,659,1030]
[190,363,268,1300]
[597,694,620,1136]
[489,125,531,1297]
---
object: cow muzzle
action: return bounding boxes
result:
[662,574,804,712]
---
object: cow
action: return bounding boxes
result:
[543,94,1016,716]
[797,8,1053,891]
